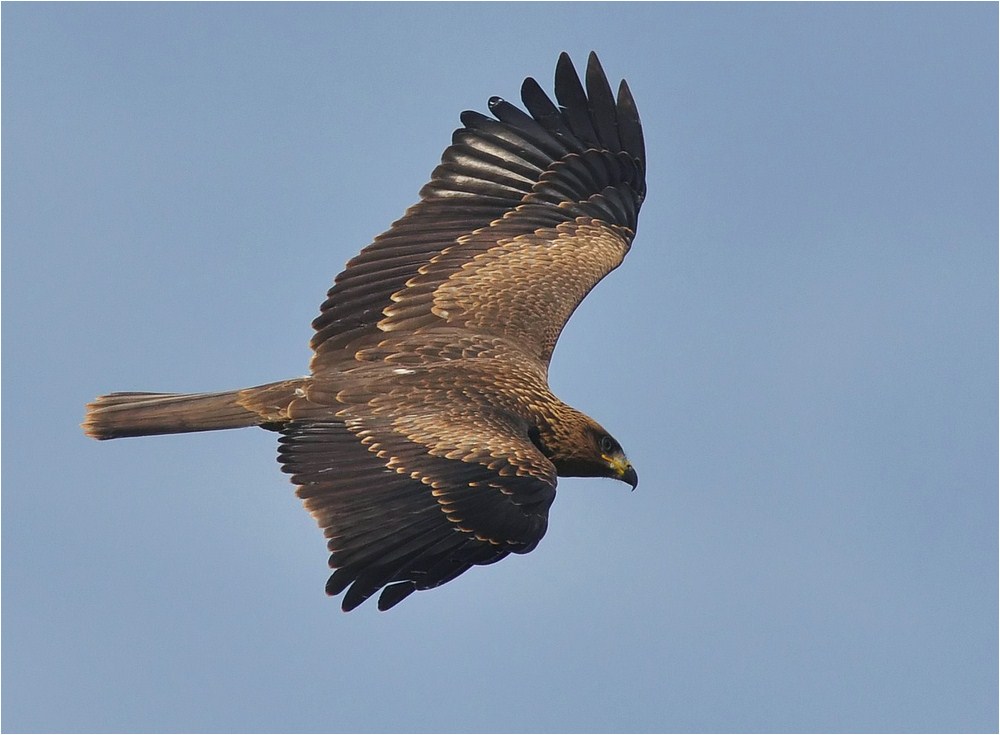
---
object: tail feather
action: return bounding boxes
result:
[83,381,301,440]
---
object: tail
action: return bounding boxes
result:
[82,380,305,440]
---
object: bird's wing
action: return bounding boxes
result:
[278,392,557,611]
[311,52,645,370]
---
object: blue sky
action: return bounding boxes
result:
[3,3,996,732]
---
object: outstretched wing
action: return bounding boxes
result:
[278,397,557,611]
[311,52,645,370]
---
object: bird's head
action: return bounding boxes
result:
[540,411,638,490]
[589,427,638,490]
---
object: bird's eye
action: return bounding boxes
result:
[599,435,615,454]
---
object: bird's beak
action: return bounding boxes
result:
[621,463,638,491]
[606,454,638,491]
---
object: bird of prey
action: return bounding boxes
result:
[83,52,646,612]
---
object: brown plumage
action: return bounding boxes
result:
[83,52,646,612]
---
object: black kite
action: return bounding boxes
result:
[84,52,646,611]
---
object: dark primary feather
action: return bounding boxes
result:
[585,53,622,153]
[616,80,645,165]
[554,52,601,147]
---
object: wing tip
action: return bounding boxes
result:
[549,51,643,163]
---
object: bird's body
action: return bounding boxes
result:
[84,52,646,611]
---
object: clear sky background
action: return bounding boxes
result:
[3,4,996,733]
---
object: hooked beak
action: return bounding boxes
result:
[606,454,638,491]
[620,463,638,491]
